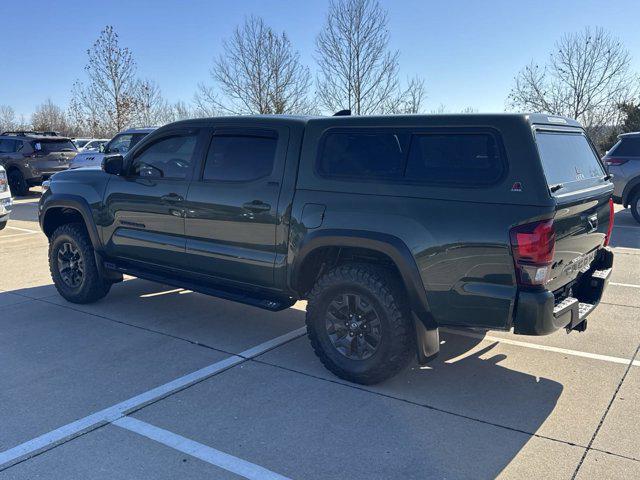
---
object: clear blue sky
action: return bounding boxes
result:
[2,0,640,118]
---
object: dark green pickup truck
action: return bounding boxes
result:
[39,113,614,384]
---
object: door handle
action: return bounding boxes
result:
[161,193,184,203]
[242,200,271,212]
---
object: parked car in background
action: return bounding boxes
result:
[39,113,614,384]
[70,128,156,169]
[603,132,640,223]
[72,138,92,149]
[0,165,12,230]
[0,131,77,196]
[74,138,109,152]
[84,139,109,151]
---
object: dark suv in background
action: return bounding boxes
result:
[603,132,640,223]
[0,131,77,196]
[39,113,614,384]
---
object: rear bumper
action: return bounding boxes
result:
[513,248,613,335]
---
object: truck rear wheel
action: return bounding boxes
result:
[49,223,112,304]
[305,264,414,384]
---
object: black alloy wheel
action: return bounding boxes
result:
[325,292,383,360]
[57,241,85,288]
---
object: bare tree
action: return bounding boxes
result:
[170,101,193,121]
[31,99,73,135]
[0,106,30,133]
[507,27,639,143]
[430,104,448,114]
[133,80,171,127]
[193,85,220,117]
[0,105,17,133]
[427,104,477,114]
[316,0,400,115]
[197,16,313,115]
[382,76,427,114]
[70,26,140,136]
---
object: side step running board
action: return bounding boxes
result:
[105,262,296,312]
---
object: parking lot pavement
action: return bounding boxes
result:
[1,425,242,480]
[127,361,585,480]
[591,366,640,460]
[576,451,640,480]
[0,195,639,479]
[0,300,229,447]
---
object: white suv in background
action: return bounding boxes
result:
[0,165,12,230]
[78,139,109,152]
[70,127,157,169]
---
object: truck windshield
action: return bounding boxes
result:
[535,131,605,194]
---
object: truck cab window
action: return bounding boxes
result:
[203,134,277,182]
[130,134,197,179]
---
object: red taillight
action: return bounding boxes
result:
[510,219,556,286]
[604,198,614,246]
[604,157,629,166]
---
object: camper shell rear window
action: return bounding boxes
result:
[535,131,605,194]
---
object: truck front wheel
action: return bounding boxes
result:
[305,264,414,384]
[49,223,112,304]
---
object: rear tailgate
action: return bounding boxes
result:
[534,128,613,292]
[32,139,77,173]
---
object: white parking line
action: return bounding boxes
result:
[0,326,307,471]
[610,282,640,289]
[441,328,640,367]
[114,417,292,480]
[4,226,38,233]
[611,249,640,256]
[0,231,39,239]
[140,288,184,298]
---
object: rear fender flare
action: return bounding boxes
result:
[291,229,433,326]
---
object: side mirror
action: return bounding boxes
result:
[102,154,125,175]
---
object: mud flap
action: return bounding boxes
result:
[95,252,123,283]
[414,313,440,365]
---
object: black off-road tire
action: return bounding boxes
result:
[0,220,6,231]
[49,223,112,304]
[306,263,414,384]
[630,189,640,224]
[8,169,29,196]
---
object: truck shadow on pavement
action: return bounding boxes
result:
[1,280,564,479]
